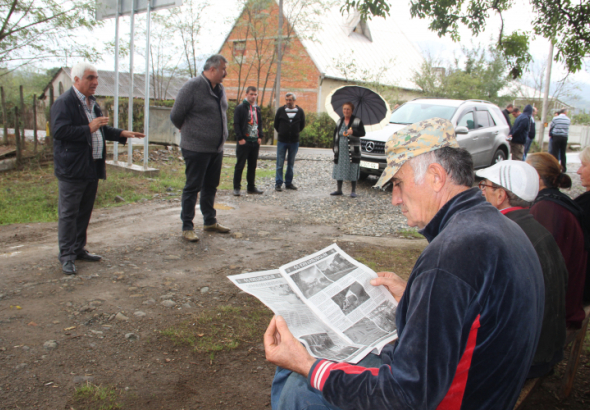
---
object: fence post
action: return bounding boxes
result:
[20,85,26,148]
[48,86,54,150]
[33,94,38,154]
[1,86,7,145]
[14,107,21,163]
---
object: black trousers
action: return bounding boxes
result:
[57,178,99,263]
[550,135,568,172]
[233,141,260,190]
[181,149,223,230]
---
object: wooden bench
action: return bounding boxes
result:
[514,304,590,409]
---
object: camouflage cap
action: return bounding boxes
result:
[374,118,459,188]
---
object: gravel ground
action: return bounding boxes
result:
[223,148,586,238]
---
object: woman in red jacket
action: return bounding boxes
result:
[527,153,587,328]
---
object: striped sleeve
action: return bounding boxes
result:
[308,359,387,392]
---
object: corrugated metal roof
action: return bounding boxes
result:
[59,67,189,100]
[292,6,424,90]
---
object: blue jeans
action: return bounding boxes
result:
[523,137,533,160]
[271,354,383,410]
[276,141,299,187]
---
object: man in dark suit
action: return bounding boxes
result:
[51,62,143,275]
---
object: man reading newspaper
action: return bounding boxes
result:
[264,118,544,410]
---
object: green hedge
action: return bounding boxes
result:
[299,112,334,148]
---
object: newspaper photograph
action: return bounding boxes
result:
[228,244,398,364]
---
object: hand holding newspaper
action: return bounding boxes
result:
[228,244,398,364]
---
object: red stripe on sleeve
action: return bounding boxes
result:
[437,314,481,410]
[311,359,389,391]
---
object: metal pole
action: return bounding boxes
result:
[1,86,7,145]
[538,41,554,152]
[143,0,151,169]
[33,94,37,154]
[19,85,25,149]
[113,4,120,163]
[128,1,136,166]
[273,0,284,145]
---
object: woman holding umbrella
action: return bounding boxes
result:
[331,102,366,197]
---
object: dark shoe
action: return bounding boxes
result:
[247,188,264,195]
[203,222,231,233]
[275,185,283,192]
[350,192,357,198]
[62,260,77,275]
[330,191,343,196]
[285,184,298,190]
[233,189,241,196]
[77,250,102,262]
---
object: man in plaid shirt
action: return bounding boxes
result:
[51,62,143,275]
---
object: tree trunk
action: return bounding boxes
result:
[33,94,38,154]
[14,107,21,163]
[19,85,25,150]
[1,86,7,145]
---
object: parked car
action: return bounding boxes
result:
[359,98,511,179]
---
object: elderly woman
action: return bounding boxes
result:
[331,102,366,198]
[527,153,588,328]
[575,147,590,303]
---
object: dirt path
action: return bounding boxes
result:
[0,193,427,409]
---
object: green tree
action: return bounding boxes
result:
[340,0,590,78]
[0,0,101,73]
[413,47,511,105]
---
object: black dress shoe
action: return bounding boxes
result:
[62,260,77,275]
[77,250,102,262]
[285,184,298,190]
[247,188,264,194]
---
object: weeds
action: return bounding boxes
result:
[73,383,122,410]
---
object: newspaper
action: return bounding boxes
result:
[228,244,398,364]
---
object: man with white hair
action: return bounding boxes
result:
[51,62,144,275]
[264,118,544,410]
[476,160,567,378]
[274,92,306,191]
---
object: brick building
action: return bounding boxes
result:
[218,2,425,113]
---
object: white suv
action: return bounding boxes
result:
[359,99,511,179]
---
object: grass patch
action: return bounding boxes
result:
[397,228,425,239]
[160,304,273,354]
[73,383,122,410]
[348,246,423,281]
[0,147,275,225]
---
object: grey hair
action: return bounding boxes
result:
[410,147,474,187]
[203,54,228,71]
[580,146,590,164]
[71,62,97,80]
[489,181,532,208]
[559,108,568,114]
[286,92,296,100]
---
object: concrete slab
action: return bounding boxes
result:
[0,158,17,172]
[105,160,160,176]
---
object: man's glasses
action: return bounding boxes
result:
[478,181,496,191]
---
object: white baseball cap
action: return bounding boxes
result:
[475,160,540,202]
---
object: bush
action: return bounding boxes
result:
[299,112,334,148]
[226,101,274,142]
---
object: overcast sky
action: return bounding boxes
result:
[75,0,590,87]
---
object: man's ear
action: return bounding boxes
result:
[497,188,508,205]
[427,163,447,192]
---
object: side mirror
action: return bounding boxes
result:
[455,126,469,134]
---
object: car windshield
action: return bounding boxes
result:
[390,103,458,124]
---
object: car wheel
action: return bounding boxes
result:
[492,149,506,164]
[359,171,369,180]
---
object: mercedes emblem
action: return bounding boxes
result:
[365,141,375,152]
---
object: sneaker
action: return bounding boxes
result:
[182,230,200,242]
[275,185,283,192]
[203,222,231,233]
[247,188,264,195]
[350,192,357,198]
[233,189,241,196]
[330,191,343,196]
[285,184,298,190]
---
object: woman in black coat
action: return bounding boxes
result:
[331,102,366,198]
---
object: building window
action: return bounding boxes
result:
[58,81,64,95]
[233,41,246,63]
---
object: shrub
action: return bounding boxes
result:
[299,112,334,148]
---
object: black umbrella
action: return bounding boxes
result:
[325,86,391,131]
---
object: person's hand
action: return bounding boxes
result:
[120,131,145,139]
[89,116,110,133]
[257,138,262,145]
[506,135,512,141]
[370,272,407,303]
[348,127,353,136]
[239,139,246,145]
[264,316,316,377]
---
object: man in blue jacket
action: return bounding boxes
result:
[508,104,533,161]
[51,62,144,275]
[549,108,571,171]
[265,118,544,410]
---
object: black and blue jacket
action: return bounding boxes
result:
[307,188,544,410]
